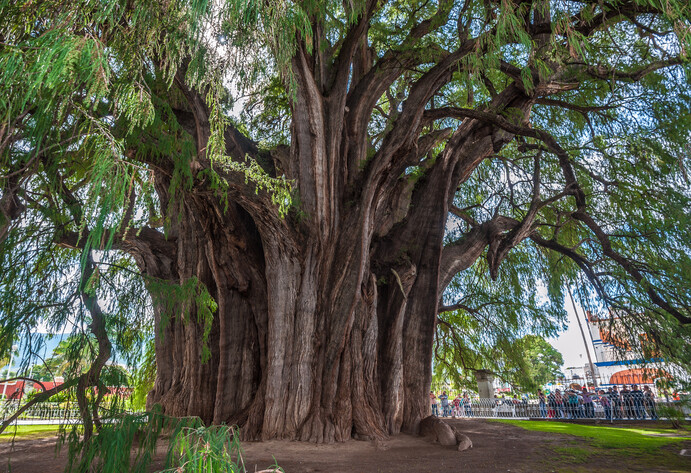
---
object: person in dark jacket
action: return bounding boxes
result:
[643,386,657,420]
[608,386,622,419]
[631,384,645,419]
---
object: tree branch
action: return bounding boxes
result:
[0,378,79,434]
[439,215,519,293]
[0,377,46,392]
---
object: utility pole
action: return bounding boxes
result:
[568,287,598,389]
[1,345,18,399]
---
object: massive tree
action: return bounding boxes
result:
[1,0,690,443]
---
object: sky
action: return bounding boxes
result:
[548,297,598,371]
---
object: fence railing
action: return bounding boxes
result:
[3,399,689,424]
[433,398,689,420]
[1,401,108,423]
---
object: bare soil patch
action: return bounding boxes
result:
[1,419,688,473]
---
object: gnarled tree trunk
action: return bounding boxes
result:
[140,9,536,443]
[141,93,531,443]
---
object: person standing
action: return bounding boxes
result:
[439,391,449,417]
[429,391,438,416]
[538,389,547,418]
[555,390,565,419]
[582,387,594,418]
[452,393,462,417]
[511,394,523,417]
[463,392,473,417]
[599,389,611,420]
[643,386,657,420]
[631,384,645,419]
[609,385,622,419]
[567,391,579,419]
[547,390,557,418]
[621,385,633,419]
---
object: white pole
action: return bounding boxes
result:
[568,287,598,389]
[1,345,18,399]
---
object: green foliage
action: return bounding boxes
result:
[62,408,196,473]
[1,0,691,451]
[59,408,282,473]
[512,335,564,389]
[30,337,92,381]
[149,276,217,363]
[162,424,276,473]
[129,339,156,411]
[435,243,566,392]
[656,397,691,429]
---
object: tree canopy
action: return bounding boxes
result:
[1,0,690,447]
[433,330,564,393]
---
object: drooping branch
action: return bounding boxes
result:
[530,233,610,298]
[535,98,616,115]
[486,155,542,279]
[432,97,689,323]
[439,216,519,293]
[171,61,263,170]
[0,377,46,392]
[572,211,691,325]
[75,251,113,442]
[0,378,79,434]
[424,106,586,205]
[583,58,685,82]
[531,231,691,325]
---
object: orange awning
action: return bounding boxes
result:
[609,368,670,385]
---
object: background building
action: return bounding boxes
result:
[586,311,671,389]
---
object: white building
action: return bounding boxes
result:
[585,311,670,388]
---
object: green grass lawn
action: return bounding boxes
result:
[0,424,63,442]
[493,419,691,451]
[492,420,691,472]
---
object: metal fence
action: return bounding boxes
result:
[3,399,689,425]
[433,398,689,420]
[1,401,88,423]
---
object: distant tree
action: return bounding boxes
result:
[434,306,564,393]
[29,337,94,381]
[517,335,564,389]
[0,345,18,378]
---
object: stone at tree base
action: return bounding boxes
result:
[419,416,472,450]
[454,431,473,451]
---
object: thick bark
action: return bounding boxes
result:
[141,11,538,441]
[143,120,518,442]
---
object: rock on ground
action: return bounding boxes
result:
[419,415,473,451]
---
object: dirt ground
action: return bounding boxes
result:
[1,419,689,473]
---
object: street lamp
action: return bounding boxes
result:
[1,344,19,399]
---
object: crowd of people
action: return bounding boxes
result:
[537,385,659,420]
[429,384,675,420]
[429,390,473,417]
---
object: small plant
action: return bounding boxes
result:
[60,406,283,473]
[162,424,282,473]
[657,399,691,430]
